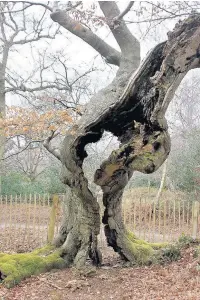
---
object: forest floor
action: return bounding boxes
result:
[0,246,200,300]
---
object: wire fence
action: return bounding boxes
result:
[0,193,199,253]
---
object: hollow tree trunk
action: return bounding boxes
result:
[52,11,200,265]
[51,1,140,267]
[94,128,171,261]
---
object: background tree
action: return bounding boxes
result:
[0,1,60,192]
[0,2,105,196]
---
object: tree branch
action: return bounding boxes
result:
[22,1,53,12]
[13,34,55,45]
[3,139,43,160]
[0,4,32,14]
[43,131,61,161]
[50,10,121,66]
[98,1,140,66]
[114,1,134,23]
[5,83,71,93]
[0,13,7,42]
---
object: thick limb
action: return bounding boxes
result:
[94,128,170,263]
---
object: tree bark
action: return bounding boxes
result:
[53,165,102,268]
[155,159,168,206]
[51,1,140,267]
[0,74,5,195]
[52,11,200,265]
[0,46,8,194]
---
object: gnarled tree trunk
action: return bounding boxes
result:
[50,4,200,266]
[53,166,101,268]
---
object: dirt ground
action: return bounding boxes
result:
[0,246,200,300]
[0,193,200,299]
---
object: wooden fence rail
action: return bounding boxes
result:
[0,194,64,253]
[0,193,199,253]
[123,198,200,242]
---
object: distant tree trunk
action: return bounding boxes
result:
[0,61,6,195]
[155,159,168,206]
[0,41,10,194]
[51,8,200,266]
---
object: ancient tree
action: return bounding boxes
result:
[29,2,200,267]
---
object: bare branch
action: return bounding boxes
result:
[0,4,32,14]
[21,1,53,12]
[70,68,95,86]
[13,34,55,45]
[114,1,134,23]
[50,10,121,66]
[3,139,43,160]
[0,13,7,41]
[43,131,61,161]
[8,11,18,30]
[5,83,71,93]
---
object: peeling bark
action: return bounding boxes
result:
[54,14,200,265]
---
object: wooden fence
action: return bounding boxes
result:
[123,198,200,242]
[0,194,199,253]
[0,194,64,253]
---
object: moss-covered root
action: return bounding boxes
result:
[121,230,167,265]
[0,245,66,288]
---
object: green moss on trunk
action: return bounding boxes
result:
[122,230,168,265]
[0,245,66,288]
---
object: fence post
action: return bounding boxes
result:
[192,201,199,238]
[47,195,59,243]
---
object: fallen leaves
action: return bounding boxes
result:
[1,246,200,300]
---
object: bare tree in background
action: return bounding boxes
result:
[165,73,200,191]
[0,2,100,195]
[0,1,61,192]
[6,137,47,182]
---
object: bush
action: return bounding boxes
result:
[178,234,195,247]
[154,234,195,265]
[1,167,66,196]
[157,244,181,264]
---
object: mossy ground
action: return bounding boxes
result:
[123,231,199,266]
[0,234,196,288]
[0,245,66,288]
